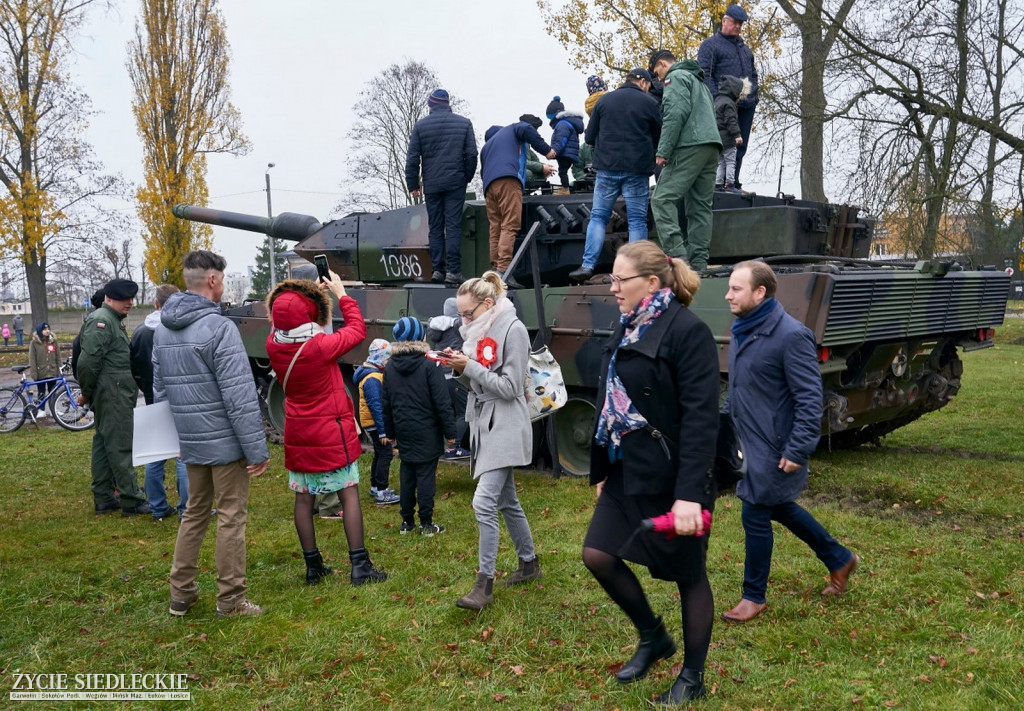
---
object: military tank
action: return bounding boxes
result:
[173,190,1010,476]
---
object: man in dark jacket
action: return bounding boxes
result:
[381,316,456,536]
[130,283,188,521]
[697,4,759,187]
[479,115,555,285]
[720,261,859,624]
[155,250,270,618]
[568,69,662,283]
[405,89,478,285]
[78,278,147,515]
[12,313,23,346]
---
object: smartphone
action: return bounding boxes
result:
[425,350,449,362]
[313,254,330,283]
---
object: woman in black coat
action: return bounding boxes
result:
[582,240,720,705]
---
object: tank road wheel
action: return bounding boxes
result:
[263,377,286,438]
[554,394,596,477]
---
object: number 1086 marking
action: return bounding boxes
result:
[379,253,423,278]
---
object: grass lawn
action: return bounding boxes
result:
[1,322,1021,709]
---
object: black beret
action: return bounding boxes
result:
[103,278,139,301]
[90,289,106,309]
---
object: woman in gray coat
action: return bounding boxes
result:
[442,271,541,610]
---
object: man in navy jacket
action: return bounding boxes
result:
[569,69,662,283]
[405,89,478,285]
[479,115,555,286]
[697,4,759,187]
[721,261,859,623]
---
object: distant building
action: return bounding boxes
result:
[223,271,253,306]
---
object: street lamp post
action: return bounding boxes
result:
[265,162,276,288]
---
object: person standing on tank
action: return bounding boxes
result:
[405,88,478,286]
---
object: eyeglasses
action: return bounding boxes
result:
[609,274,647,286]
[459,302,485,321]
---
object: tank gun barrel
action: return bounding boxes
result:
[172,204,322,242]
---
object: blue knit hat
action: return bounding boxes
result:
[545,96,564,119]
[393,316,425,342]
[365,338,392,367]
[427,88,449,109]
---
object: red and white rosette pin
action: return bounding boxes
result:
[477,337,498,367]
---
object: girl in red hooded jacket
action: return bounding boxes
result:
[265,271,386,586]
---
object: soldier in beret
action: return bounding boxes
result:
[77,278,148,515]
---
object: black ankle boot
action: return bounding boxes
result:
[654,667,706,706]
[615,615,677,683]
[349,547,387,586]
[303,548,333,585]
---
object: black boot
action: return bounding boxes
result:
[615,615,677,683]
[349,547,387,586]
[303,548,333,585]
[654,668,706,706]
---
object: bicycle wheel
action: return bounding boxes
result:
[49,380,95,431]
[0,388,28,433]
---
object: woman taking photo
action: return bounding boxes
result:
[265,272,386,586]
[443,272,541,611]
[582,241,719,705]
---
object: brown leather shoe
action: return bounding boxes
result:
[721,599,766,623]
[822,554,860,596]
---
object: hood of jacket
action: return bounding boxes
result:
[143,310,162,329]
[160,291,220,331]
[667,59,704,83]
[717,74,745,101]
[389,339,429,375]
[354,364,384,383]
[265,279,332,329]
[484,124,502,142]
[552,110,585,132]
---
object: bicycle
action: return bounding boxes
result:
[0,367,96,432]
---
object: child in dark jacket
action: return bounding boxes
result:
[714,75,751,192]
[355,338,399,506]
[546,96,586,188]
[382,317,456,536]
[427,298,470,458]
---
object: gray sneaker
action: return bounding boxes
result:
[216,599,263,618]
[420,523,446,537]
[169,596,198,617]
[375,489,400,506]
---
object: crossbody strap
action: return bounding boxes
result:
[281,339,312,393]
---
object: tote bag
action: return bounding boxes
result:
[524,346,567,422]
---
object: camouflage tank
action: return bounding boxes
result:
[173,190,1010,476]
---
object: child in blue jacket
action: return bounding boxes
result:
[546,96,585,188]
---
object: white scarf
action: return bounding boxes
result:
[272,322,324,343]
[460,296,515,359]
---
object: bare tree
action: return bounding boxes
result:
[336,60,473,213]
[0,0,126,323]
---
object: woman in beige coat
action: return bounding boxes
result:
[443,271,540,610]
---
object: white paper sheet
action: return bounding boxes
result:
[132,401,181,466]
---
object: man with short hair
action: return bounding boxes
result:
[154,250,270,618]
[648,49,722,272]
[569,68,663,284]
[77,278,148,515]
[130,283,188,522]
[698,4,759,188]
[405,88,478,285]
[479,114,556,287]
[721,261,858,624]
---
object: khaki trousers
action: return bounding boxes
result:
[169,459,251,609]
[485,177,523,272]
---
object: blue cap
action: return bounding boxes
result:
[392,316,425,342]
[725,4,748,22]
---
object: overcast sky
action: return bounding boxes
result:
[73,0,785,276]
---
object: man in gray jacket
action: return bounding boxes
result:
[154,250,270,618]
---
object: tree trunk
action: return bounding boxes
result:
[800,36,828,202]
[26,256,48,325]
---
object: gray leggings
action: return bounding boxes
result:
[472,466,536,576]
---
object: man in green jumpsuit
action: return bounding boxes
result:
[78,279,148,515]
[648,49,722,272]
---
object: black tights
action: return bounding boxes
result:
[583,546,714,670]
[295,487,365,553]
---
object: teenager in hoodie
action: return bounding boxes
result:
[354,339,399,506]
[130,284,189,521]
[381,316,456,537]
[545,96,586,188]
[714,75,751,192]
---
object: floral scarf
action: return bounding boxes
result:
[272,322,324,344]
[595,288,675,462]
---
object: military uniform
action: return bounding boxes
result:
[78,302,144,511]
[650,59,722,271]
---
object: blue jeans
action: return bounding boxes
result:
[145,458,189,517]
[740,499,851,604]
[424,187,465,275]
[581,171,651,269]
